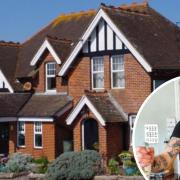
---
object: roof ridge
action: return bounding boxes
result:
[0,40,21,47]
[22,9,96,45]
[52,9,96,27]
[101,1,149,15]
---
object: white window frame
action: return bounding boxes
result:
[45,62,56,93]
[129,115,136,146]
[91,56,104,90]
[17,121,25,147]
[34,122,43,149]
[111,55,125,89]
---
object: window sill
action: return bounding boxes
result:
[17,146,26,148]
[34,147,43,149]
[45,90,57,94]
[92,88,105,91]
[111,87,125,90]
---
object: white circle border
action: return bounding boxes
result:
[132,76,180,180]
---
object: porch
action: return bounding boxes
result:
[66,93,129,159]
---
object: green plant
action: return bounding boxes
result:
[119,151,133,161]
[123,160,136,168]
[2,153,33,173]
[108,158,120,175]
[33,156,49,174]
[45,150,103,180]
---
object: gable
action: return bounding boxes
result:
[59,8,152,76]
[82,18,127,53]
[30,39,61,66]
[0,70,14,93]
[66,95,106,126]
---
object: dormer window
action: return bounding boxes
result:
[46,62,56,92]
[111,55,125,89]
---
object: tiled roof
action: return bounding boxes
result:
[85,92,127,123]
[16,10,96,77]
[0,42,22,91]
[18,94,72,117]
[103,3,180,69]
[1,2,180,86]
[0,93,31,117]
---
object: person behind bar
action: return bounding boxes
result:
[136,121,180,173]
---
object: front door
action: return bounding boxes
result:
[83,119,99,150]
[0,123,9,154]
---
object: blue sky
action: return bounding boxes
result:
[0,0,179,42]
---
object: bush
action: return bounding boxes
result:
[108,158,120,175]
[33,156,49,174]
[2,153,33,173]
[45,150,103,180]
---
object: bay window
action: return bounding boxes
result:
[92,57,104,89]
[111,55,125,88]
[46,62,56,92]
[34,122,42,148]
[17,122,25,147]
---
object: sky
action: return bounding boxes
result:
[0,0,179,42]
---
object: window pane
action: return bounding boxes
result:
[18,134,25,146]
[35,122,42,132]
[93,57,104,71]
[35,134,42,147]
[93,73,104,88]
[113,71,125,88]
[18,122,24,132]
[47,77,56,90]
[47,63,56,75]
[112,55,124,70]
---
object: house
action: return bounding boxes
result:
[0,2,180,161]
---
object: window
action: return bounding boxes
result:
[92,57,104,89]
[46,62,56,91]
[111,55,125,88]
[34,122,42,148]
[129,115,136,145]
[153,80,167,90]
[17,122,25,147]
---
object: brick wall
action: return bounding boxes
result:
[72,110,124,159]
[9,122,56,161]
[68,53,151,113]
[34,51,151,114]
[35,51,68,93]
[110,54,151,113]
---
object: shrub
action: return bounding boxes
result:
[33,156,49,174]
[108,158,120,175]
[45,150,103,180]
[2,153,33,173]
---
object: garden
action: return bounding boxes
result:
[0,151,143,180]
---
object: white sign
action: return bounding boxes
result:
[144,124,159,144]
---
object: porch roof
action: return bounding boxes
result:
[0,93,31,117]
[18,94,72,117]
[86,93,127,123]
[66,92,127,126]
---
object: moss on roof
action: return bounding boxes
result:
[52,10,96,27]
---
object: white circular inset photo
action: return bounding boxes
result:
[133,77,180,180]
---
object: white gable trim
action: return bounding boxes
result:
[66,96,106,126]
[30,39,61,66]
[0,70,14,93]
[18,117,54,122]
[59,9,152,76]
